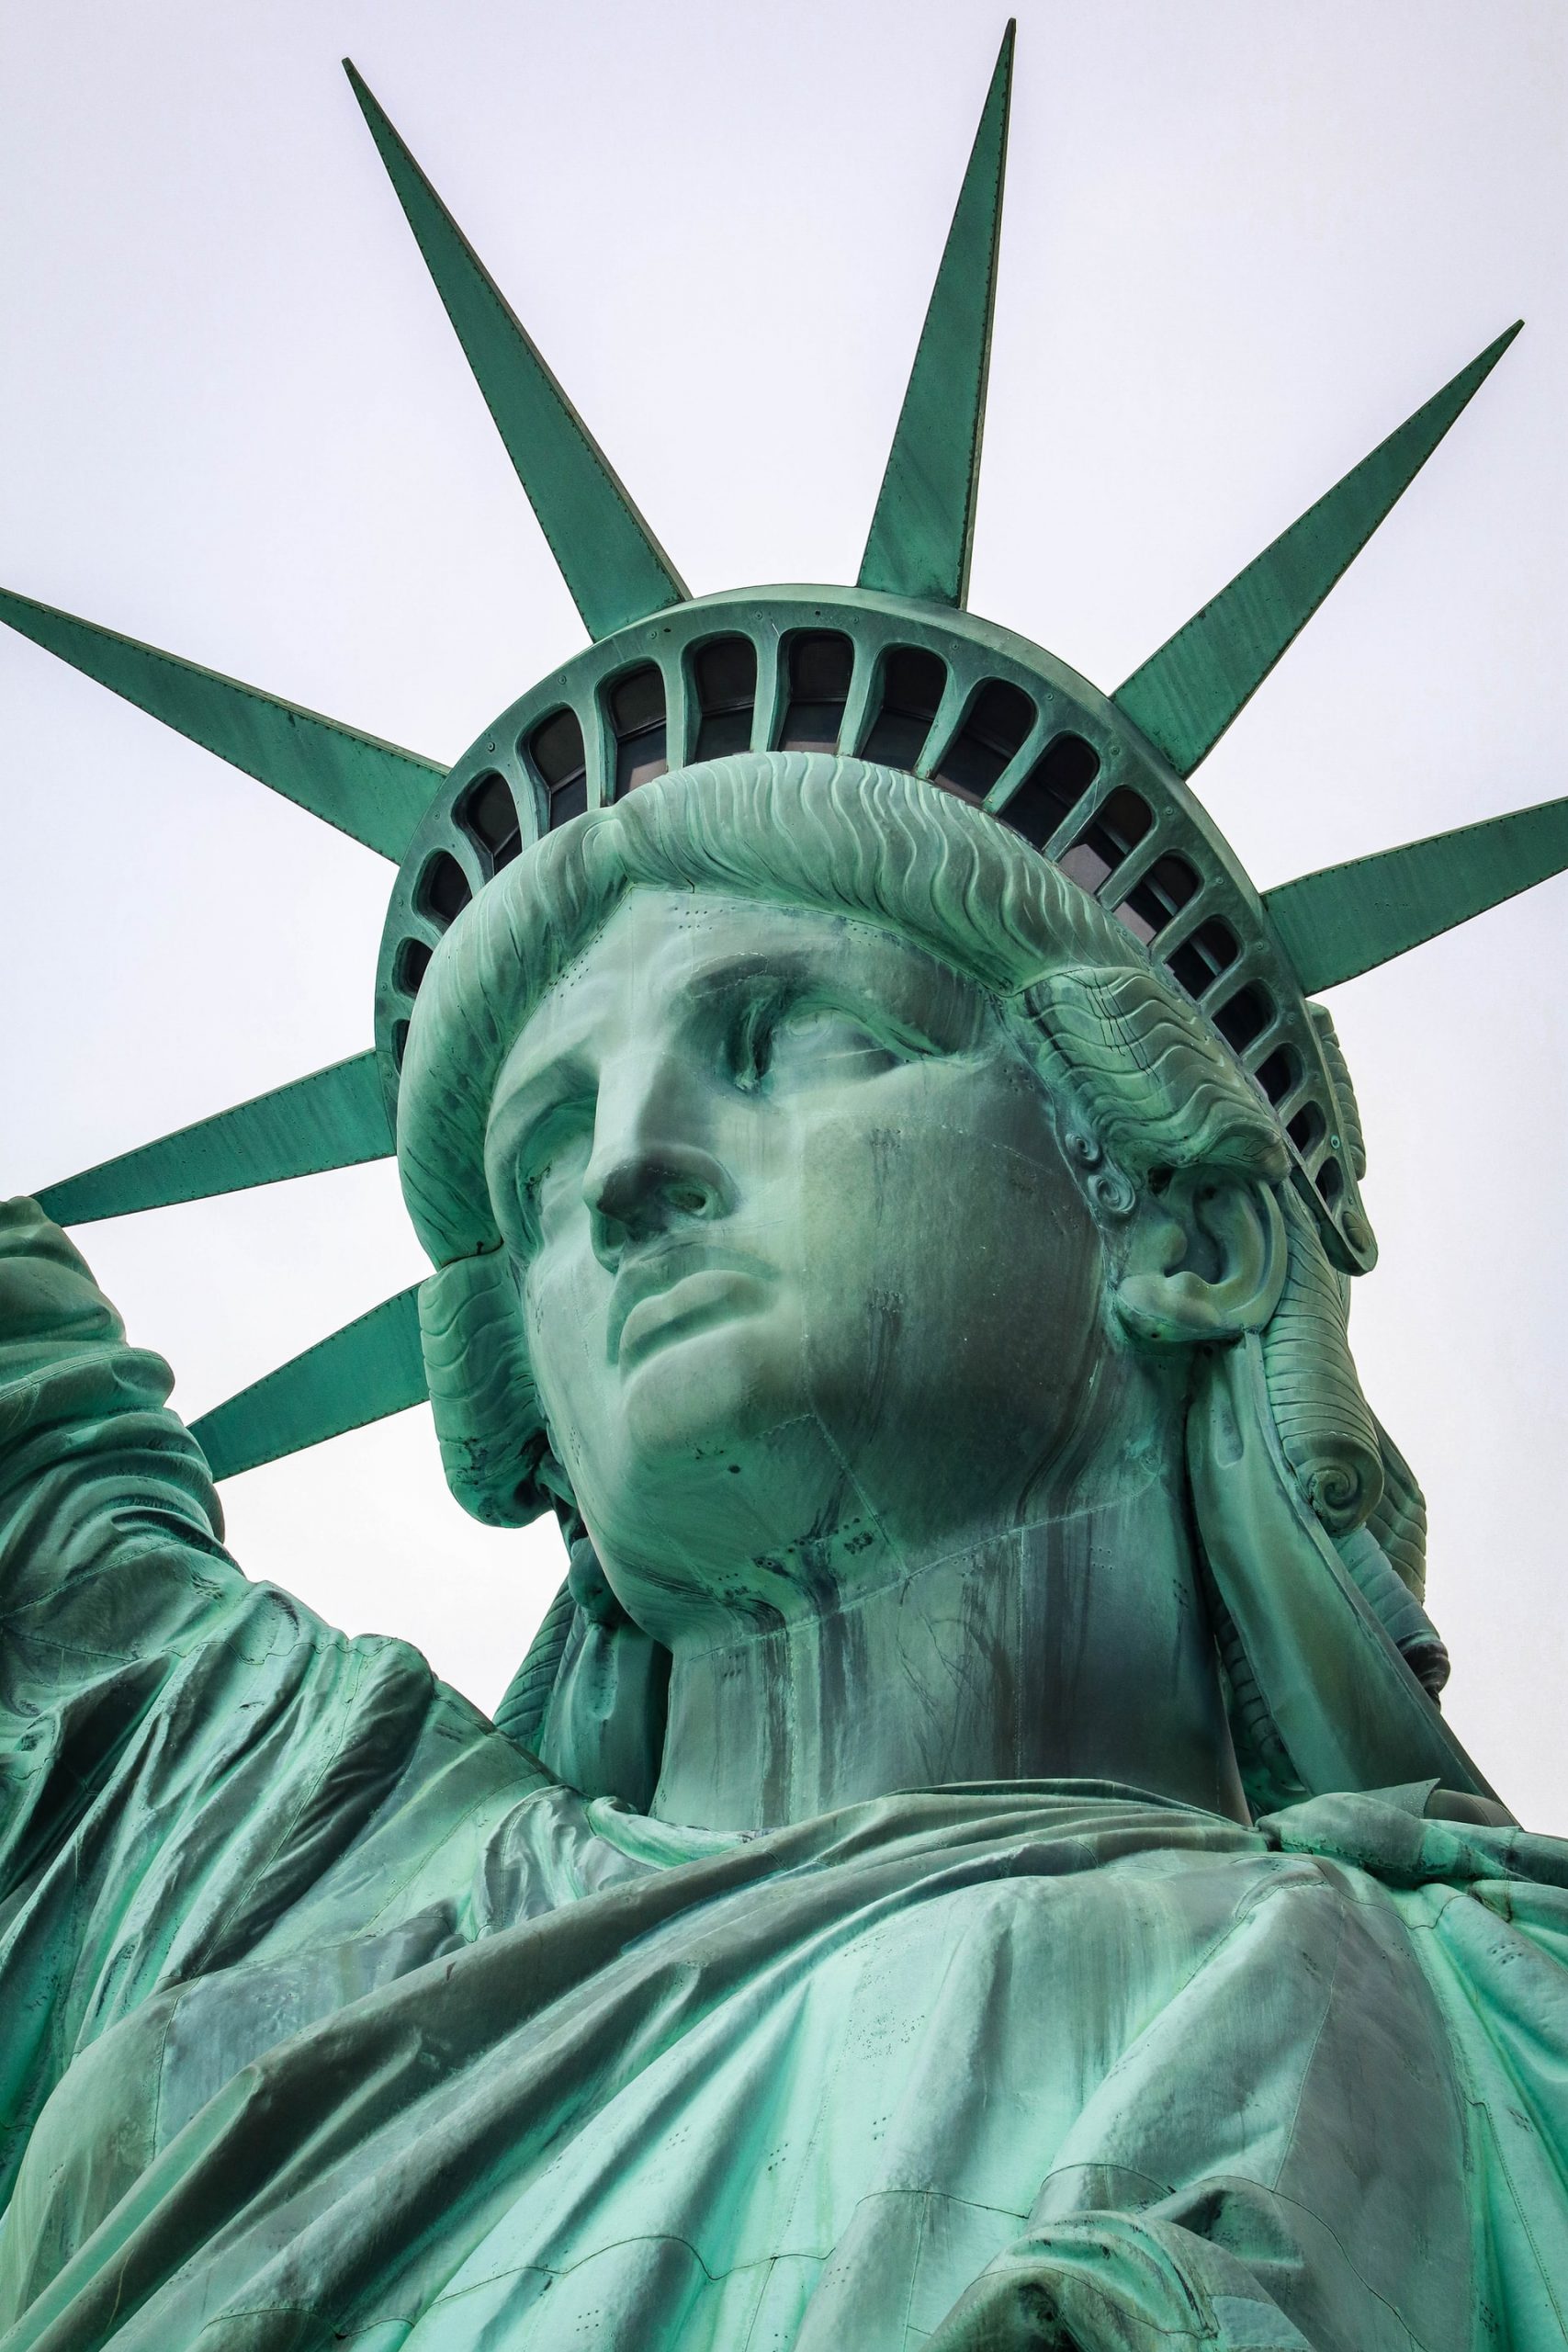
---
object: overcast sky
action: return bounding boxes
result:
[4,0,1565,1822]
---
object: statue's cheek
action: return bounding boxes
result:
[521,1240,613,1436]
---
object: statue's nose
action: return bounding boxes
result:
[582,1056,733,1263]
[586,1143,728,1262]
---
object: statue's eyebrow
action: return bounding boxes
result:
[683,947,815,1006]
[682,925,942,1008]
[683,929,987,1053]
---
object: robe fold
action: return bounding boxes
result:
[1,1200,1565,2351]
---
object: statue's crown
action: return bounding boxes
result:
[20,28,1562,1482]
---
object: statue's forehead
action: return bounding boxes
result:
[496,885,996,1084]
[561,884,981,993]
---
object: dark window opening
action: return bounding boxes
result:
[1315,1158,1345,1204]
[998,732,1100,850]
[392,1019,409,1071]
[1213,982,1272,1055]
[1287,1100,1326,1155]
[417,851,472,927]
[933,678,1035,800]
[457,772,523,875]
[1254,1045,1301,1105]
[527,707,589,831]
[395,937,432,997]
[694,635,757,761]
[610,663,668,797]
[861,645,947,772]
[1166,916,1239,1000]
[1057,787,1152,895]
[1113,852,1201,946]
[530,707,585,786]
[781,631,853,752]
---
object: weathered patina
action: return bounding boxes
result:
[6,25,1568,2351]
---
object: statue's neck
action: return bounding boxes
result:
[649,1466,1247,1832]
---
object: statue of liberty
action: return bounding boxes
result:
[5,29,1568,2348]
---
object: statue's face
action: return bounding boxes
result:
[486,887,1114,1638]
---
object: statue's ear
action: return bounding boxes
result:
[1112,1168,1288,1348]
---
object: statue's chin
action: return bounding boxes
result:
[617,1306,805,1468]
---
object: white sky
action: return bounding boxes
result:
[4,0,1564,1822]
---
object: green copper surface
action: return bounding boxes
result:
[4,752,1565,2339]
[857,25,1013,606]
[7,27,1568,2352]
[345,62,688,642]
[1113,322,1522,776]
[1266,790,1568,991]
[0,586,441,858]
[35,1051,391,1227]
[188,1282,424,1480]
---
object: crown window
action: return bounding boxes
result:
[457,772,523,874]
[1315,1158,1345,1204]
[416,851,471,927]
[528,707,589,828]
[861,646,947,772]
[609,664,669,797]
[1166,916,1239,1000]
[998,731,1100,849]
[1288,1100,1326,1155]
[1213,981,1273,1054]
[1057,787,1152,894]
[781,631,853,752]
[1255,1044,1302,1105]
[1113,852,1200,945]
[395,938,432,997]
[934,678,1035,800]
[694,636,757,761]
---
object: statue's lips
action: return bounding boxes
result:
[611,1255,774,1370]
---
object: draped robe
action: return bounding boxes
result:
[2,1202,1566,2351]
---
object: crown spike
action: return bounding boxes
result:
[190,1284,426,1482]
[344,62,688,642]
[857,23,1015,607]
[0,588,442,859]
[1113,322,1523,779]
[1265,793,1568,995]
[34,1052,391,1227]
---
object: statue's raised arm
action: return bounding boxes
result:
[0,1197,561,2256]
[0,1195,235,1681]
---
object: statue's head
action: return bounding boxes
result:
[397,750,1460,1811]
[403,752,1276,1560]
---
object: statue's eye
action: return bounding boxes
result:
[730,995,780,1091]
[734,995,906,1091]
[789,1006,897,1068]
